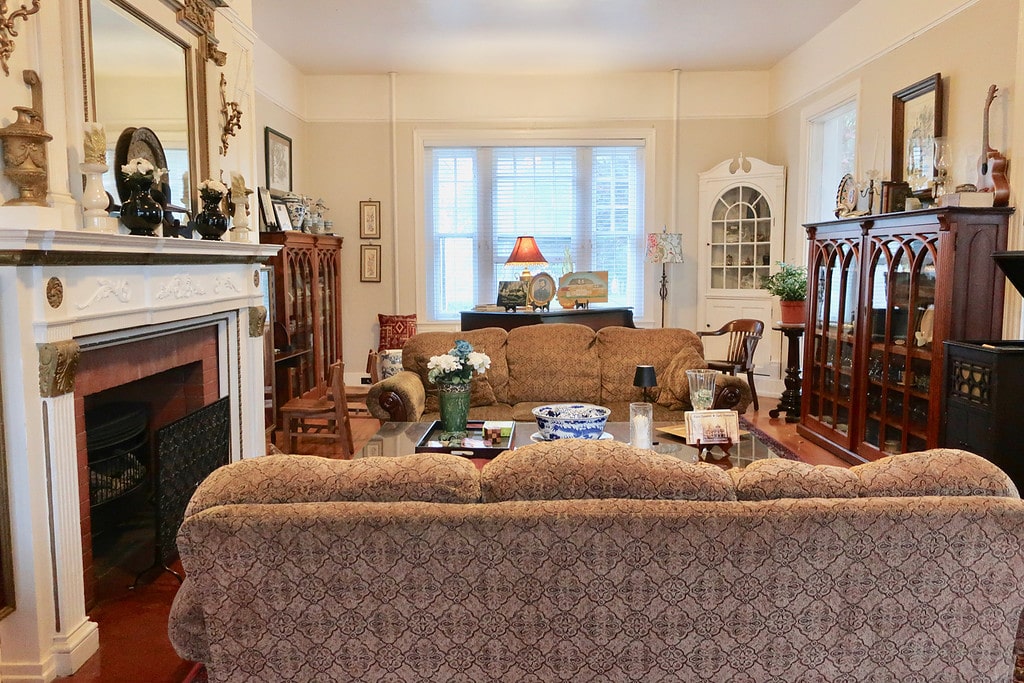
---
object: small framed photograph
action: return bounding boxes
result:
[258,187,277,230]
[497,280,528,310]
[362,439,383,457]
[684,409,740,445]
[360,244,381,282]
[273,202,293,231]
[265,127,292,193]
[359,200,381,239]
[891,73,942,198]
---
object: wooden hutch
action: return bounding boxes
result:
[799,207,1011,464]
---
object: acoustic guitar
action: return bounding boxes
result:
[977,84,1010,205]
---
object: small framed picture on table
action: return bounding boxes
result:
[273,202,293,231]
[258,187,277,230]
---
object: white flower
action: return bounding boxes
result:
[198,179,228,195]
[467,351,491,373]
[121,157,154,177]
[428,354,462,375]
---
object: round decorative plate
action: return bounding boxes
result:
[528,271,556,307]
[835,173,858,217]
[113,126,172,205]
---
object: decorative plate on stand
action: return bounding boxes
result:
[114,126,172,205]
[835,174,858,217]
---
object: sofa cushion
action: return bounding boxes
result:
[185,453,481,517]
[656,345,709,409]
[378,313,417,351]
[596,326,705,405]
[402,328,508,411]
[505,324,601,404]
[481,439,736,502]
[731,458,862,500]
[853,448,1020,498]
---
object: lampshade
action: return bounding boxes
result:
[505,235,548,279]
[633,365,658,388]
[646,232,684,264]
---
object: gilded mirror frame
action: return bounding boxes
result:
[79,0,225,208]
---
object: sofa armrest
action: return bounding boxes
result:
[712,375,751,413]
[367,370,426,422]
[168,579,210,664]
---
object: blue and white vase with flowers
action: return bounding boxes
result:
[119,157,164,236]
[427,340,491,437]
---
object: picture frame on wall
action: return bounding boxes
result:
[273,201,293,231]
[359,200,381,239]
[265,127,292,193]
[360,244,382,282]
[891,73,943,199]
[258,187,278,230]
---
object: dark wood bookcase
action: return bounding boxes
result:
[799,207,1011,464]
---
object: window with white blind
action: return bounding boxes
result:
[424,142,646,321]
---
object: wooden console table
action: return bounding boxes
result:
[460,307,635,332]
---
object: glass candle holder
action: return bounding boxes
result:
[686,369,719,411]
[629,402,653,449]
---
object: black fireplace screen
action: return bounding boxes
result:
[155,396,230,566]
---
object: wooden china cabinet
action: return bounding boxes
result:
[799,207,1011,464]
[259,232,344,432]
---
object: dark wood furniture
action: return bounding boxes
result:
[770,322,805,423]
[259,232,344,438]
[697,318,764,411]
[799,207,1011,464]
[460,306,634,332]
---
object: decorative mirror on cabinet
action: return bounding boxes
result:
[80,0,220,218]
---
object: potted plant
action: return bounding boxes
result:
[761,261,808,324]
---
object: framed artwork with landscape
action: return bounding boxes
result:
[265,127,292,193]
[891,73,943,198]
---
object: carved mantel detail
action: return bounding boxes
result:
[38,340,81,398]
[248,305,266,338]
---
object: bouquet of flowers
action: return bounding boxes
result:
[198,178,228,199]
[427,340,490,386]
[121,157,163,185]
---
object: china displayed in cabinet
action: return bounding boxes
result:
[259,232,344,433]
[799,207,1010,464]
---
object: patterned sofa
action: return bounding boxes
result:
[168,444,1024,682]
[366,324,752,423]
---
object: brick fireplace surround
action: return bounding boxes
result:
[0,228,278,682]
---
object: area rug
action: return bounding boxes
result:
[739,416,800,461]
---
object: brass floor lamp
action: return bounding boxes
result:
[646,231,684,327]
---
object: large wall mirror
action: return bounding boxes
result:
[81,0,211,213]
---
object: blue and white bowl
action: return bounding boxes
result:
[532,403,611,440]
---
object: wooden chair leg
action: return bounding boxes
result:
[747,369,759,411]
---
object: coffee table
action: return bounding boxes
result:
[354,421,779,470]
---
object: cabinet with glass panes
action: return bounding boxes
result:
[798,207,1011,464]
[709,185,773,291]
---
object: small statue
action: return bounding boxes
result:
[0,70,50,206]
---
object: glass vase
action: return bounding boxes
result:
[194,190,228,240]
[686,369,719,411]
[438,382,471,438]
[119,176,162,236]
[629,402,653,449]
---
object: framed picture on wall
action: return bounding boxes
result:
[359,200,381,239]
[265,127,292,193]
[360,244,381,282]
[891,73,942,198]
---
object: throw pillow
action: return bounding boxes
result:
[378,313,417,352]
[480,440,735,502]
[379,349,403,378]
[656,346,708,410]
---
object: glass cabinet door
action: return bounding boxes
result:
[805,238,859,441]
[863,235,937,455]
[708,185,772,291]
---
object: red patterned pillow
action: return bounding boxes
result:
[378,313,417,351]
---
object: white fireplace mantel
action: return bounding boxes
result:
[0,229,279,682]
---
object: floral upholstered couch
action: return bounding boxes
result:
[366,324,752,423]
[169,444,1024,682]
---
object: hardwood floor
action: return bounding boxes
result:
[58,399,844,682]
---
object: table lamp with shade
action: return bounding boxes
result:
[633,364,658,403]
[505,235,548,282]
[646,230,684,327]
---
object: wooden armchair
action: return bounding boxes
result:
[279,361,353,456]
[697,319,764,410]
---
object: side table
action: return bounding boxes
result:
[769,322,804,423]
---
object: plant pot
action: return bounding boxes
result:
[779,300,807,325]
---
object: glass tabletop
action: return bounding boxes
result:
[355,421,779,470]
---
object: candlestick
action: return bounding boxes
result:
[630,402,653,449]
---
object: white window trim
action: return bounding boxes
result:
[412,127,657,328]
[798,81,861,228]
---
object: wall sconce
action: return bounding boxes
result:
[0,0,40,77]
[219,73,242,156]
[505,236,548,282]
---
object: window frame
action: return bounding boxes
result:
[799,82,861,226]
[413,128,657,326]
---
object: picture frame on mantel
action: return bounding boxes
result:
[891,73,943,200]
[265,127,292,193]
